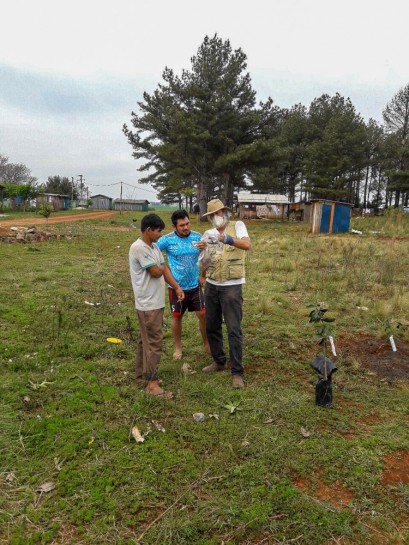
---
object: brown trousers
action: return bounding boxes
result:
[135,308,164,381]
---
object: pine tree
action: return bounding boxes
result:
[123,35,277,211]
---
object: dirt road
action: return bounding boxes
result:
[0,211,119,227]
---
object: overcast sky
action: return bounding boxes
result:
[1,0,408,200]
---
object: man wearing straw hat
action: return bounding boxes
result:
[201,199,251,388]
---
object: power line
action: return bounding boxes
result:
[122,182,158,195]
[86,181,158,195]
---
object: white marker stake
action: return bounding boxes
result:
[389,335,397,352]
[329,336,337,356]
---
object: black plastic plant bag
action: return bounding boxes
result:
[310,355,337,378]
[315,377,333,408]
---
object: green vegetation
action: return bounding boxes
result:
[1,211,409,544]
[124,35,409,211]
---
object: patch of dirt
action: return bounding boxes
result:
[337,334,409,380]
[294,475,354,509]
[381,450,409,486]
[0,211,118,226]
[357,413,383,426]
[340,432,356,441]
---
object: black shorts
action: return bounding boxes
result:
[168,286,205,317]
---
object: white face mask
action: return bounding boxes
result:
[211,214,225,229]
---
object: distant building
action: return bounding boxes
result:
[90,194,113,210]
[37,193,70,211]
[310,200,353,233]
[237,193,289,219]
[113,199,149,212]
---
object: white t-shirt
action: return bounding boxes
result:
[129,238,165,311]
[203,221,249,286]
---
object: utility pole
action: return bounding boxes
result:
[120,181,123,215]
[78,175,84,201]
[71,177,74,208]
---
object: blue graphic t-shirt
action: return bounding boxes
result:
[157,230,202,290]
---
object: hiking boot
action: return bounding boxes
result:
[232,375,245,389]
[202,362,227,373]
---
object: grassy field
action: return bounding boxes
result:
[0,205,177,220]
[1,210,409,545]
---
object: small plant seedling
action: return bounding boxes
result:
[307,303,337,408]
[222,401,243,414]
[38,203,53,223]
[307,303,335,380]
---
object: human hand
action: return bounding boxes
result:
[176,287,184,302]
[194,241,206,251]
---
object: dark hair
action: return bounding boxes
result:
[171,209,189,226]
[141,213,165,232]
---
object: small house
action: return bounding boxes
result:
[37,193,70,211]
[90,194,113,210]
[310,200,353,234]
[113,199,149,212]
[237,193,289,219]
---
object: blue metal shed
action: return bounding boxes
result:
[310,200,353,234]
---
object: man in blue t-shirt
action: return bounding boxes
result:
[157,210,210,360]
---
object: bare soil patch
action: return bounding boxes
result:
[381,450,409,486]
[294,475,354,509]
[337,334,409,380]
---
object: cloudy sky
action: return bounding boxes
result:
[1,0,408,200]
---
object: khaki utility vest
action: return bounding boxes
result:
[206,222,246,282]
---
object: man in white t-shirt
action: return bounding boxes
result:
[129,213,184,398]
[201,199,251,388]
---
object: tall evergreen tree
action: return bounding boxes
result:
[382,83,409,206]
[303,94,367,203]
[277,104,308,202]
[361,119,383,208]
[123,35,277,212]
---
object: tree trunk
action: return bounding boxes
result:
[354,170,361,207]
[198,178,207,217]
[363,165,369,208]
[222,173,232,206]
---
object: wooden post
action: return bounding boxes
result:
[329,203,335,233]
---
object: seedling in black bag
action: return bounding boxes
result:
[307,303,337,408]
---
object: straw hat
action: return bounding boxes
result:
[202,199,231,216]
